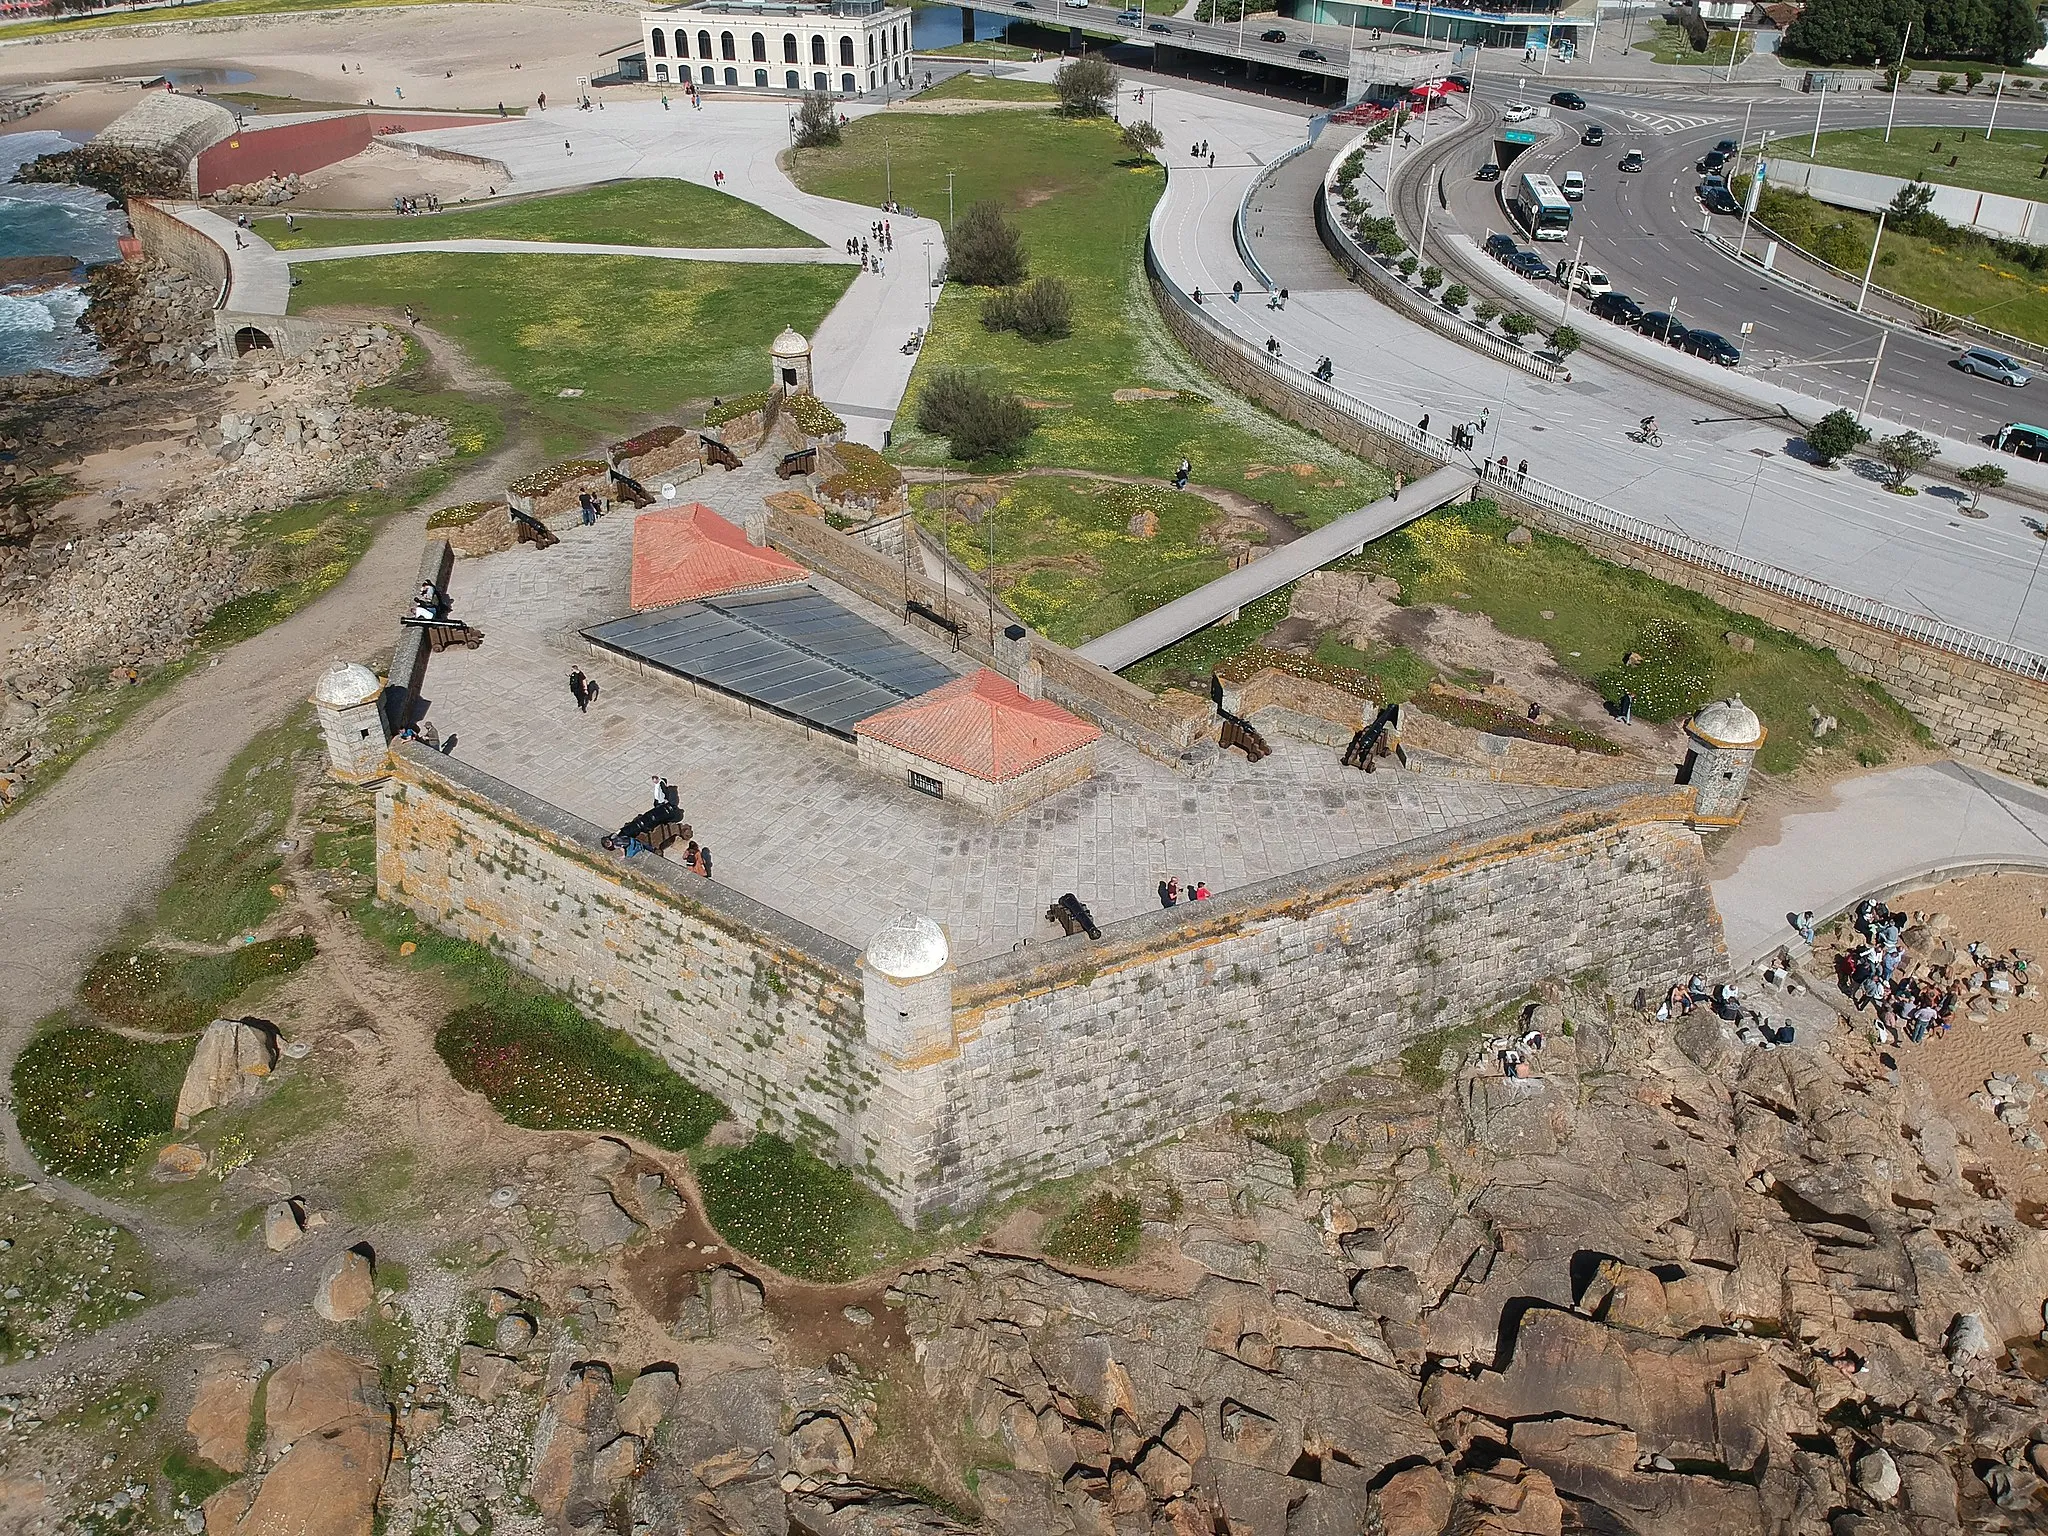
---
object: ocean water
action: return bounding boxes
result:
[0,130,128,379]
[911,5,1017,49]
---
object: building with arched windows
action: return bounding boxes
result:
[640,0,913,94]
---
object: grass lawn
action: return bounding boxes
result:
[1127,503,1926,776]
[289,252,855,457]
[917,476,1234,646]
[917,72,1059,102]
[697,1134,918,1281]
[1631,20,1753,67]
[920,38,1040,59]
[13,1021,189,1183]
[1746,183,2048,344]
[0,1189,157,1363]
[789,111,1387,530]
[262,179,820,251]
[1773,127,2048,206]
[0,0,498,37]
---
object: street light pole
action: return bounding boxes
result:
[1883,21,1911,142]
[1856,207,1887,311]
[1809,78,1827,157]
[1859,328,1889,420]
[1560,232,1582,322]
[1988,69,2008,140]
[1724,16,1743,81]
[1738,130,1767,257]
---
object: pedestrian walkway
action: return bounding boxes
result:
[1711,760,2048,966]
[282,238,855,266]
[1077,464,1475,669]
[172,206,290,315]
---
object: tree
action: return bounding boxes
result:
[1499,311,1536,342]
[1054,55,1118,117]
[1397,254,1418,279]
[1936,73,1958,92]
[1882,62,1913,91]
[1441,283,1470,311]
[981,276,1074,341]
[1873,428,1938,490]
[1417,264,1443,294]
[1547,324,1582,358]
[916,368,1035,459]
[793,91,840,148]
[1804,409,1870,467]
[1958,461,2009,511]
[948,200,1027,287]
[1120,120,1163,162]
[1965,67,1986,91]
[1473,298,1502,325]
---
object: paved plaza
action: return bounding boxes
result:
[419,492,1579,961]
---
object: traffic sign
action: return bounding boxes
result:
[1503,129,1538,144]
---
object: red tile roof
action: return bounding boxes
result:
[629,503,808,611]
[856,669,1101,782]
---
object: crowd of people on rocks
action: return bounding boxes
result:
[1825,897,2034,1046]
[1656,972,1797,1050]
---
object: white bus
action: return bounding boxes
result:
[1509,171,1573,241]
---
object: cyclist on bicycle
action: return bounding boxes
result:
[1639,415,1657,438]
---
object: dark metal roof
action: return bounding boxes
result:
[582,585,959,739]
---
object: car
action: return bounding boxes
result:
[1446,73,1471,89]
[1715,138,1738,154]
[1507,251,1554,281]
[1590,291,1643,324]
[1117,6,1142,16]
[1550,90,1586,109]
[1147,18,1170,29]
[1619,150,1645,173]
[1581,123,1606,146]
[1556,260,1610,297]
[1299,47,1326,60]
[1957,347,2034,386]
[1998,422,2048,460]
[1561,169,1586,201]
[1475,161,1501,182]
[1698,184,1740,215]
[1502,102,1536,123]
[1484,232,1519,259]
[1260,27,1286,41]
[1697,148,1730,174]
[1064,0,1088,8]
[1637,311,1689,344]
[1681,329,1741,366]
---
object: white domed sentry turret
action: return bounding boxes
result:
[310,660,390,784]
[1683,695,1765,826]
[770,326,813,398]
[861,913,955,1065]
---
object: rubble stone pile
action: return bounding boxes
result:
[209,172,303,207]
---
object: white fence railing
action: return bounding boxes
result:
[1145,178,2048,683]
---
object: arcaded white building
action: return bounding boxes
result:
[640,0,915,95]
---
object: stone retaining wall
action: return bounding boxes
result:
[375,743,1721,1217]
[128,198,227,299]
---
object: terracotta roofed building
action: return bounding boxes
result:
[854,668,1102,816]
[629,502,808,611]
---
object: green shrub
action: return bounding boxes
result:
[794,90,840,148]
[697,1135,899,1281]
[1473,298,1502,325]
[435,1001,723,1150]
[14,1025,187,1182]
[425,500,497,530]
[81,937,317,1034]
[1053,55,1118,117]
[1936,73,1958,92]
[915,367,1034,459]
[1804,408,1870,467]
[1499,311,1536,341]
[980,275,1074,341]
[1547,324,1582,357]
[703,392,770,428]
[1417,264,1443,294]
[783,392,844,436]
[948,200,1028,287]
[1441,283,1470,310]
[1043,1191,1142,1268]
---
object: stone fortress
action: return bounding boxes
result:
[317,332,1766,1222]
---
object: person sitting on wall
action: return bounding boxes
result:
[414,580,446,621]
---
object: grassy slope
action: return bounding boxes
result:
[264,180,821,251]
[289,253,854,456]
[789,110,1386,530]
[0,0,496,37]
[1774,126,2048,205]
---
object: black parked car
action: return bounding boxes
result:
[1260,27,1286,40]
[1681,329,1741,366]
[1715,138,1738,153]
[1637,311,1689,344]
[1581,123,1606,146]
[1619,150,1645,173]
[1484,232,1519,259]
[1508,250,1554,281]
[1697,148,1730,174]
[1446,73,1471,89]
[1698,184,1740,215]
[1550,90,1586,109]
[1475,162,1501,181]
[1590,291,1643,324]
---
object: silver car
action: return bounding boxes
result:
[1958,347,2033,386]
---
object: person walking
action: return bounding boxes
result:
[1517,459,1528,485]
[569,669,590,712]
[565,139,572,155]
[1392,471,1404,500]
[1417,413,1429,435]
[697,844,712,879]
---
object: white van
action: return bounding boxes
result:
[1561,169,1587,202]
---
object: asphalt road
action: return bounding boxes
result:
[964,0,1356,83]
[1447,81,2048,451]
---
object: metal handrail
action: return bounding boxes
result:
[1145,173,2048,682]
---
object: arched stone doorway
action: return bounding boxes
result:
[233,325,276,356]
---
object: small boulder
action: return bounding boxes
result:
[174,1019,277,1128]
[633,1171,684,1228]
[1505,525,1533,548]
[617,1366,680,1438]
[703,1266,765,1333]
[314,1247,375,1323]
[1372,1465,1453,1536]
[186,1353,256,1472]
[156,1143,209,1180]
[1855,1448,1901,1503]
[791,1413,855,1477]
[264,1199,305,1252]
[576,1190,641,1252]
[1946,1312,1994,1366]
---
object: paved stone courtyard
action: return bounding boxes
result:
[418,492,1582,962]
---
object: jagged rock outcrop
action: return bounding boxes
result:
[174,1018,277,1127]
